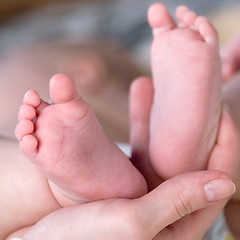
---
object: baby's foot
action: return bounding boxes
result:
[148,3,222,179]
[15,73,147,205]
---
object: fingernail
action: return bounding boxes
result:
[204,179,236,201]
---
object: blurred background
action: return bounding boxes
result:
[0,0,239,60]
[0,0,240,141]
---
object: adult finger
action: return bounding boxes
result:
[134,170,236,239]
[129,76,162,190]
[130,76,153,161]
[221,32,240,82]
[208,105,240,198]
[153,106,240,240]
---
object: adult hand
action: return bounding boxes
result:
[129,77,239,239]
[18,171,235,240]
[14,78,238,240]
[221,32,240,82]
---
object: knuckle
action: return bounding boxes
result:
[173,192,193,219]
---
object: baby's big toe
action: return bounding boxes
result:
[148,2,176,36]
[49,73,79,104]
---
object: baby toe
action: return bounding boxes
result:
[20,135,38,155]
[18,104,36,121]
[15,119,34,141]
[148,2,176,36]
[175,5,189,26]
[49,73,79,104]
[196,16,218,45]
[23,90,41,107]
[183,10,198,27]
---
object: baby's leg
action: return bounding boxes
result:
[148,3,222,179]
[15,73,147,206]
[0,136,61,239]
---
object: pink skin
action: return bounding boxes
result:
[10,83,239,239]
[4,3,240,238]
[130,76,163,190]
[148,3,222,179]
[15,73,147,205]
[221,32,240,83]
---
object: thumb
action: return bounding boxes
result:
[134,171,236,238]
